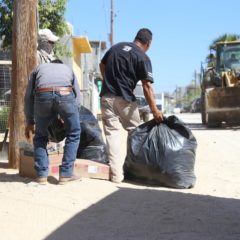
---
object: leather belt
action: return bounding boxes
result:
[36,87,73,94]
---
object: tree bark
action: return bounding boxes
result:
[9,0,37,168]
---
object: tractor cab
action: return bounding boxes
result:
[215,41,240,72]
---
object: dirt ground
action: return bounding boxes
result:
[0,113,240,240]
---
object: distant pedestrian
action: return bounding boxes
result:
[99,28,164,183]
[24,60,81,185]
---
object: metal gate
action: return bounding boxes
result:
[0,60,11,133]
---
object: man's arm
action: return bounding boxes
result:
[24,72,35,125]
[72,73,81,108]
[24,72,36,139]
[141,80,164,123]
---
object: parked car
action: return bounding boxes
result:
[173,107,181,114]
[190,98,202,113]
[136,96,150,122]
[180,105,191,113]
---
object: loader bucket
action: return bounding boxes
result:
[203,87,240,127]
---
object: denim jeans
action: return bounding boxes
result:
[33,91,80,177]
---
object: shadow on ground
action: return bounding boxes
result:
[0,161,58,184]
[44,187,240,240]
[0,171,58,184]
[0,160,32,183]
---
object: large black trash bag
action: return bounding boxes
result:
[48,106,108,163]
[124,115,197,188]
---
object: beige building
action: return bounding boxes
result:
[60,28,107,117]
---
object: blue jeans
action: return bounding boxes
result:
[33,91,80,177]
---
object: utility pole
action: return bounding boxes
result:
[109,0,114,46]
[175,85,178,107]
[9,0,37,168]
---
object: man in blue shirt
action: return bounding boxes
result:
[24,60,81,185]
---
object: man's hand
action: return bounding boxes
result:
[25,124,35,139]
[141,80,164,123]
[152,109,164,123]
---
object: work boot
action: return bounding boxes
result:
[111,175,124,184]
[35,176,48,185]
[58,175,82,185]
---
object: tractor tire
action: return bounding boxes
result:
[201,92,206,125]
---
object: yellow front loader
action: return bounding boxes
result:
[201,40,240,127]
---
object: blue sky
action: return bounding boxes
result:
[65,0,240,94]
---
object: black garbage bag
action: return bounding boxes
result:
[124,115,197,188]
[47,106,108,163]
[77,106,108,163]
[48,116,66,143]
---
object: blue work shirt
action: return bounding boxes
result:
[24,62,81,124]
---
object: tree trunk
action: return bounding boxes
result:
[9,0,37,168]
